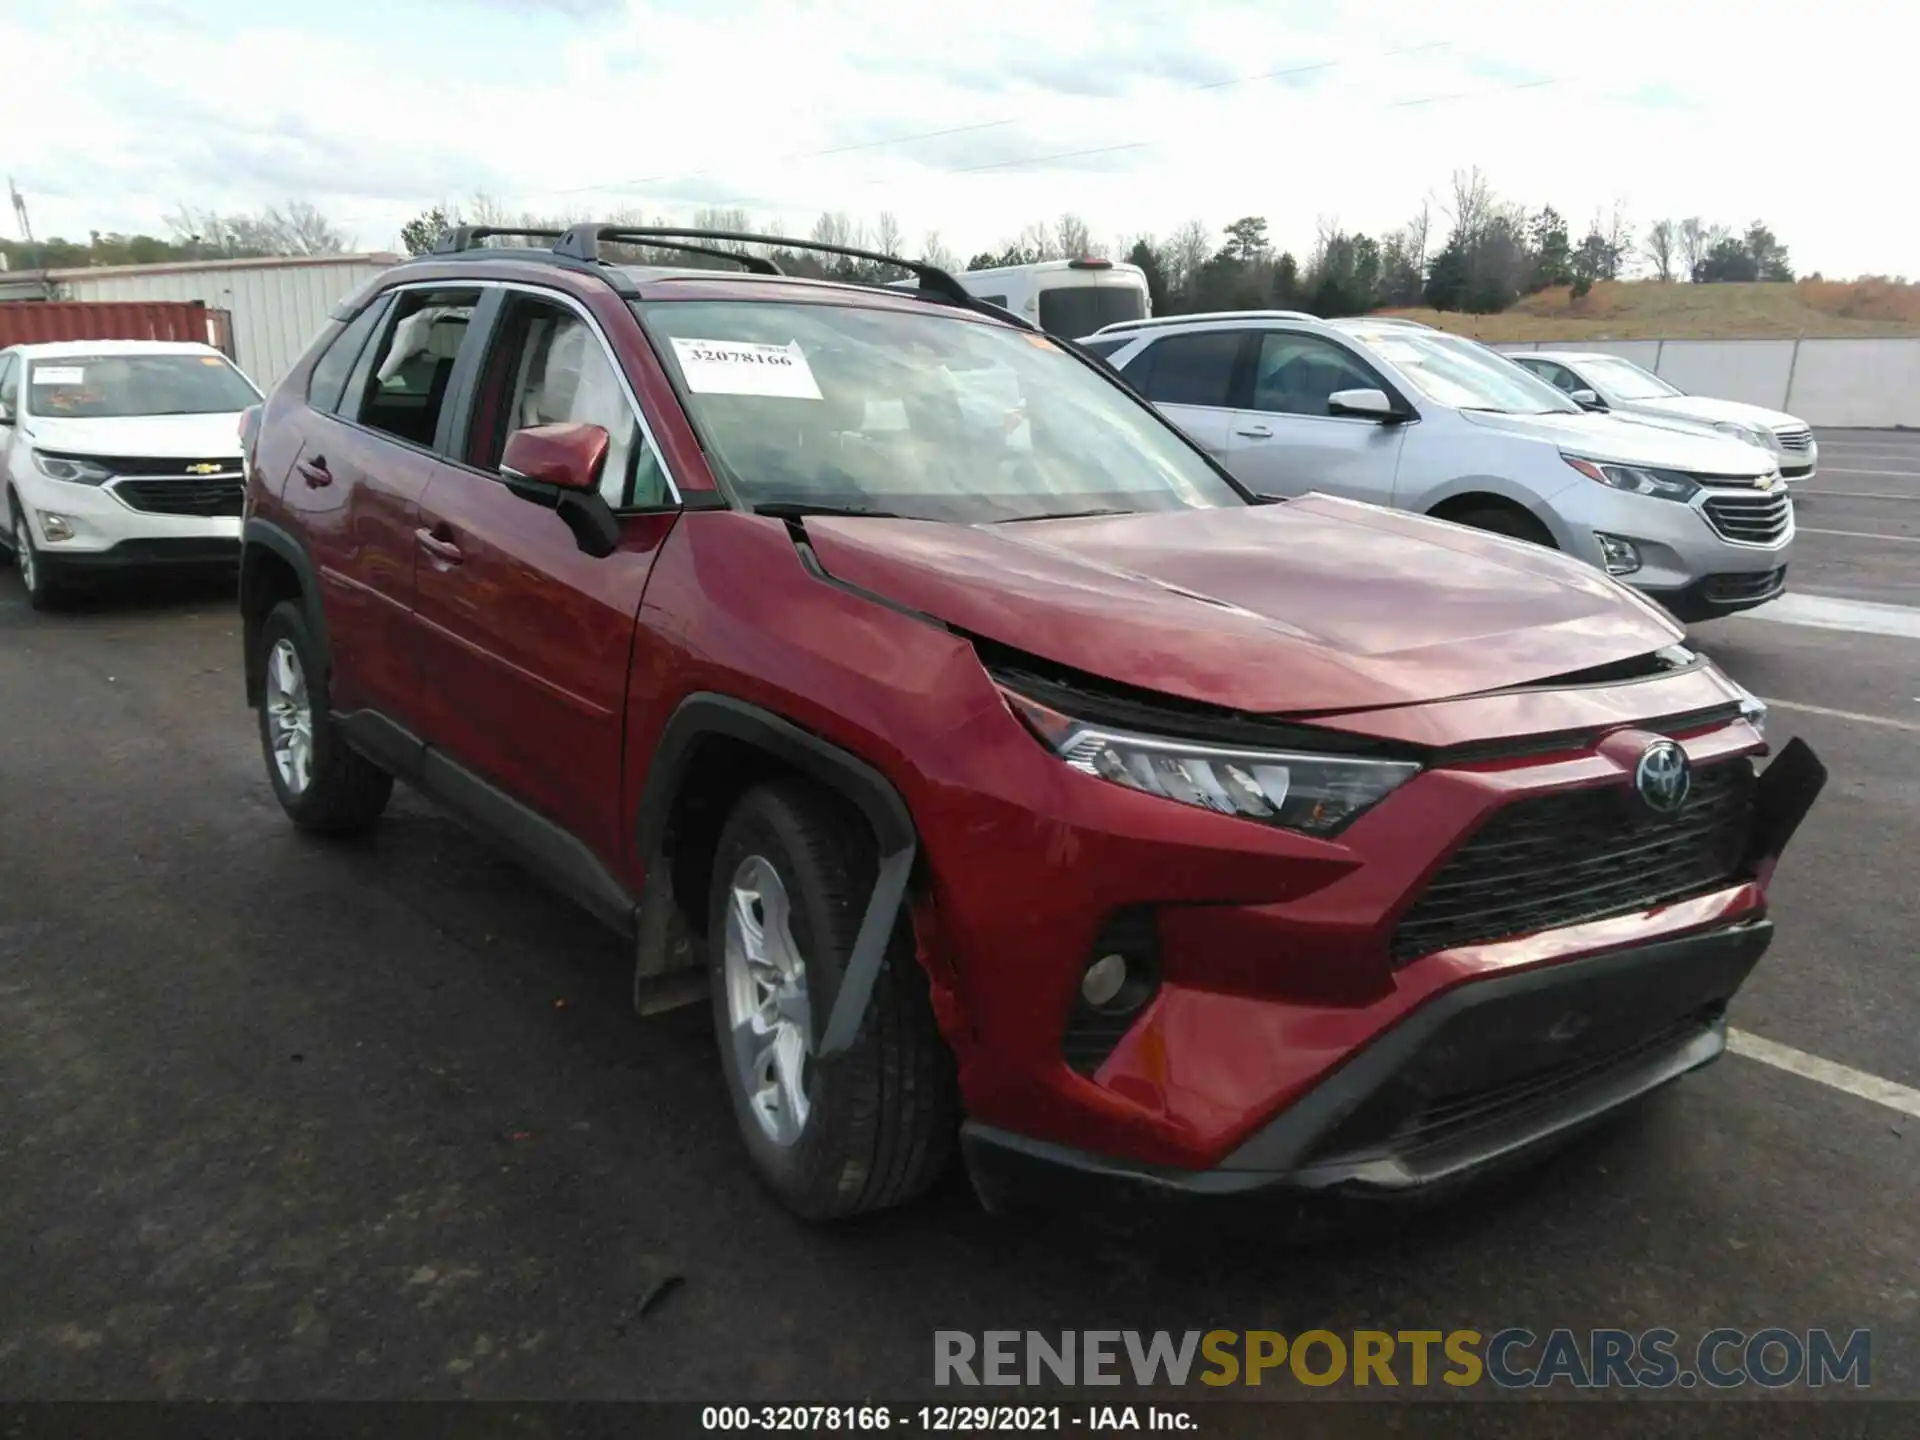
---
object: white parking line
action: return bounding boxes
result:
[1798,527,1920,544]
[1738,592,1920,639]
[1761,698,1920,732]
[1819,467,1920,477]
[1797,491,1919,501]
[1728,1030,1920,1119]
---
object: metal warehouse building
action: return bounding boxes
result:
[45,252,399,391]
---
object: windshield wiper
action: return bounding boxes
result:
[995,507,1137,523]
[751,500,903,520]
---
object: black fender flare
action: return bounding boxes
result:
[635,693,918,1058]
[240,518,329,705]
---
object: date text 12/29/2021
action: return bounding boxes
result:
[702,1406,1195,1432]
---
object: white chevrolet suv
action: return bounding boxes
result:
[1509,350,1818,483]
[1081,313,1795,623]
[0,340,261,609]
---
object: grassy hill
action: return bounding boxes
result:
[1379,278,1920,340]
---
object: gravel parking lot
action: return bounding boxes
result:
[3,430,1917,1411]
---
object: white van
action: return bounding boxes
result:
[897,258,1151,337]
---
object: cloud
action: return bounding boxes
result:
[2,0,1910,278]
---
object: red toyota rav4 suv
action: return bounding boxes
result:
[238,226,1824,1220]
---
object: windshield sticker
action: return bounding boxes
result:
[670,338,821,399]
[32,366,85,385]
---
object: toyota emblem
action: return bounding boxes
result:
[1634,739,1692,815]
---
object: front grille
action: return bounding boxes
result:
[62,454,244,478]
[1702,489,1792,545]
[112,477,245,517]
[1780,462,1813,478]
[1702,567,1786,604]
[1772,425,1813,452]
[1390,759,1755,964]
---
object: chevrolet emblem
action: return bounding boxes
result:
[185,462,223,475]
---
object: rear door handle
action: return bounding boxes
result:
[296,456,331,488]
[1235,424,1273,439]
[415,527,463,565]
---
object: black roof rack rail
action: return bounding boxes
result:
[603,239,784,276]
[552,225,1032,329]
[431,225,566,254]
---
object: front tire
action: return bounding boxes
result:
[11,505,64,611]
[256,600,393,836]
[708,780,956,1219]
[1453,504,1557,549]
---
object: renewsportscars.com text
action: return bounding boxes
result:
[934,1328,1870,1390]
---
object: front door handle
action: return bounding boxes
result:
[1235,424,1273,439]
[415,527,463,565]
[296,456,332,488]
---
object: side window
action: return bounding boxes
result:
[467,294,671,510]
[1136,332,1243,408]
[1076,336,1130,360]
[305,297,391,414]
[1547,363,1587,394]
[1250,333,1382,417]
[348,287,482,448]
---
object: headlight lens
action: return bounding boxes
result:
[31,450,115,485]
[1562,454,1700,502]
[1001,689,1421,837]
[1713,420,1779,451]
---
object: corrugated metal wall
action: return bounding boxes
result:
[0,300,223,348]
[49,254,397,391]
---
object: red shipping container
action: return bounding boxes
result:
[0,300,232,353]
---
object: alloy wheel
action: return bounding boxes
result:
[722,854,814,1146]
[265,637,314,795]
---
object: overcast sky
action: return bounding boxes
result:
[6,0,1910,277]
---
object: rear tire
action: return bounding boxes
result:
[256,600,393,836]
[708,779,957,1220]
[1451,504,1557,549]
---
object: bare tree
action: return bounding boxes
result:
[1402,200,1432,270]
[1164,219,1211,295]
[1643,218,1678,282]
[1605,203,1634,279]
[1446,167,1493,243]
[166,201,349,257]
[809,210,853,249]
[1055,212,1096,259]
[874,211,904,257]
[1678,217,1709,281]
[919,230,959,271]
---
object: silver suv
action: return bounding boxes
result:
[1079,313,1795,623]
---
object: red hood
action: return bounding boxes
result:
[800,496,1683,714]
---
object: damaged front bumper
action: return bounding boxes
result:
[963,738,1829,1213]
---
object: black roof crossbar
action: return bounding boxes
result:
[602,239,784,276]
[552,225,1032,329]
[431,225,567,254]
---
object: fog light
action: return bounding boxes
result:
[37,513,75,542]
[1595,532,1641,575]
[1081,953,1129,1008]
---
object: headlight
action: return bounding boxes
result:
[1000,688,1421,837]
[1712,420,1779,452]
[31,451,115,485]
[1562,454,1700,502]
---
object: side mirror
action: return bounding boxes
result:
[1570,388,1606,411]
[500,422,620,558]
[1327,387,1405,423]
[502,422,609,492]
[0,400,14,426]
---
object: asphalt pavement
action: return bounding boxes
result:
[2,431,1917,1416]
